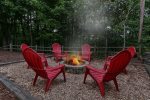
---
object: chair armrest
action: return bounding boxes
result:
[53,51,67,57]
[103,56,113,70]
[46,55,53,58]
[103,61,110,70]
[46,64,65,72]
[86,65,106,74]
[63,51,68,56]
[90,52,92,55]
[52,51,61,55]
[82,52,92,57]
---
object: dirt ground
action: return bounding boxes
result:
[0,49,23,64]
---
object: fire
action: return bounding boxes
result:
[66,54,81,65]
[72,57,80,65]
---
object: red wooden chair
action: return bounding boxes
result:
[104,46,136,72]
[20,43,48,68]
[24,48,66,92]
[81,44,91,62]
[83,50,132,97]
[52,43,67,63]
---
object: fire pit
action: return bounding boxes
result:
[60,54,89,74]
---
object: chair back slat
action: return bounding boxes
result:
[104,50,131,81]
[20,44,32,66]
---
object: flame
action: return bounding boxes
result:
[72,57,80,65]
[66,54,81,65]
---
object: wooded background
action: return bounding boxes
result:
[0,0,149,52]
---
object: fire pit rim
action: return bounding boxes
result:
[60,60,89,68]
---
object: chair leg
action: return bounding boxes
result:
[56,58,59,63]
[113,78,119,91]
[33,74,38,86]
[98,82,105,97]
[123,68,127,74]
[83,71,88,84]
[88,58,90,64]
[63,71,66,82]
[45,79,52,92]
[45,61,48,67]
[27,65,30,69]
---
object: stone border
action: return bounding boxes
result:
[0,75,36,100]
[61,60,89,74]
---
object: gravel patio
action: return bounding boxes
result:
[0,55,150,100]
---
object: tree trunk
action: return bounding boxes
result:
[138,0,145,59]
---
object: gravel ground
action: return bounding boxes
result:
[0,58,150,100]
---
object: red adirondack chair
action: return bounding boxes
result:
[20,43,48,68]
[104,46,136,72]
[24,48,66,92]
[52,43,67,63]
[127,46,136,58]
[83,50,132,97]
[81,44,91,62]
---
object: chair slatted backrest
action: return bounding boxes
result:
[20,43,31,66]
[82,44,91,56]
[104,50,132,81]
[52,43,62,53]
[24,48,48,78]
[52,43,62,57]
[21,43,29,58]
[127,46,136,58]
[21,43,29,51]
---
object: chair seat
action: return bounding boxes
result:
[57,54,67,58]
[89,69,106,82]
[47,69,61,79]
[46,65,63,71]
[82,56,89,59]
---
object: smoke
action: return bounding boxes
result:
[67,0,109,48]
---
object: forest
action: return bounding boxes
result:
[0,0,150,50]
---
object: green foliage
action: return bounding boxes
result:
[0,0,149,51]
[0,0,73,46]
